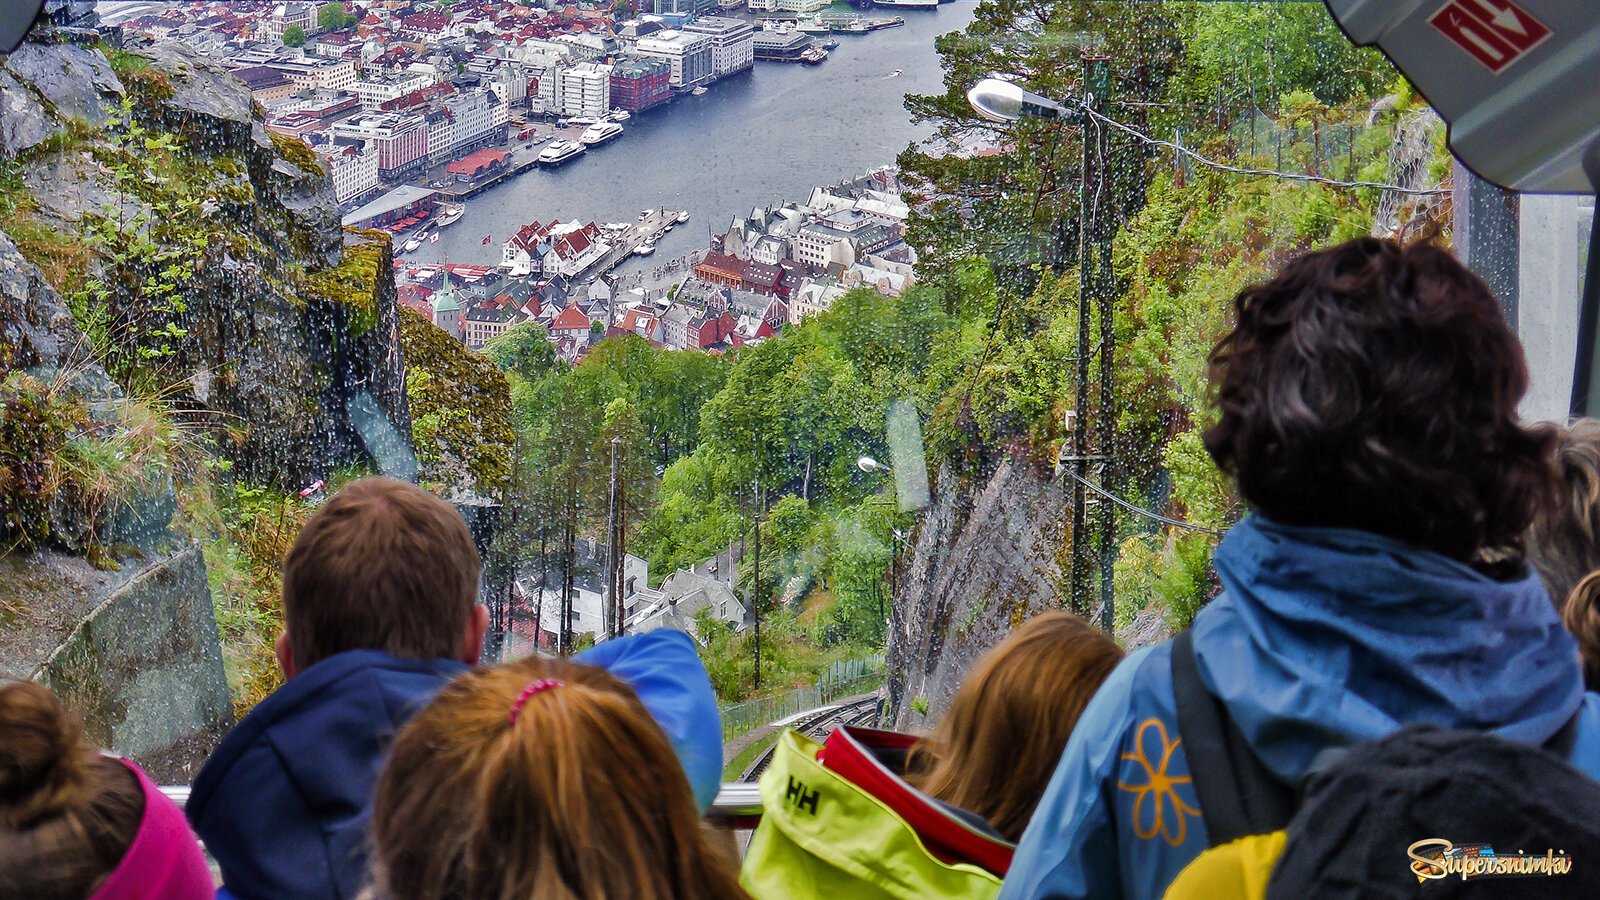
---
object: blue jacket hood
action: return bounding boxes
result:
[574,629,724,812]
[1192,515,1586,783]
[186,650,469,900]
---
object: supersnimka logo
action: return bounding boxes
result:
[1408,839,1573,882]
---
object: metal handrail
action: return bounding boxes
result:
[160,781,765,825]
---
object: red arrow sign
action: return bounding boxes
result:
[1430,0,1551,73]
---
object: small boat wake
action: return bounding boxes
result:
[886,68,903,78]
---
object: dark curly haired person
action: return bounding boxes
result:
[998,239,1600,900]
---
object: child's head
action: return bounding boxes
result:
[1526,418,1600,606]
[369,655,749,900]
[1564,571,1600,692]
[0,681,210,900]
[278,477,486,675]
[911,612,1123,842]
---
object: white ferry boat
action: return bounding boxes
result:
[538,140,586,166]
[691,86,708,96]
[563,116,600,127]
[676,210,690,224]
[635,242,656,256]
[580,121,624,146]
[608,109,632,122]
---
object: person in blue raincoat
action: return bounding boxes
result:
[999,239,1600,900]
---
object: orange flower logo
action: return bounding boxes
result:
[1117,718,1200,846]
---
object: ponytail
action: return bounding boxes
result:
[0,681,144,900]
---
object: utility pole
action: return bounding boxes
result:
[606,436,621,639]
[752,472,762,691]
[1068,53,1112,618]
[1084,53,1118,636]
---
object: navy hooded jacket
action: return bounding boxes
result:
[188,630,723,900]
[997,515,1600,900]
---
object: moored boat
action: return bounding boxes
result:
[676,210,690,223]
[635,242,656,256]
[580,121,624,146]
[538,140,586,166]
[434,203,465,228]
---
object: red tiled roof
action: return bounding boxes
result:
[550,302,591,331]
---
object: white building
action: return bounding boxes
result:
[555,31,613,62]
[681,17,754,78]
[747,0,829,12]
[268,57,358,92]
[317,141,380,203]
[352,72,434,108]
[796,213,871,268]
[518,542,650,646]
[789,278,849,323]
[558,62,613,118]
[635,31,714,88]
[625,568,748,637]
[265,2,312,41]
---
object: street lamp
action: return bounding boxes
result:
[966,77,1075,124]
[856,455,891,474]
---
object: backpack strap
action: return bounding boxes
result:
[1545,710,1581,759]
[1169,629,1296,848]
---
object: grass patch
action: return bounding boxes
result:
[723,729,783,782]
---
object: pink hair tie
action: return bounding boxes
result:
[509,678,566,724]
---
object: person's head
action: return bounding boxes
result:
[910,612,1123,842]
[1204,238,1553,564]
[1527,419,1600,605]
[368,655,750,900]
[0,681,210,900]
[1563,570,1600,692]
[277,476,487,677]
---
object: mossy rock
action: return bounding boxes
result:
[397,308,514,502]
[267,129,323,177]
[304,230,388,335]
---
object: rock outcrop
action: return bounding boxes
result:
[1,39,411,489]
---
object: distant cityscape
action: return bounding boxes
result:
[109,1,928,361]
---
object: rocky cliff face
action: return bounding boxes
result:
[1,38,411,489]
[885,457,1172,730]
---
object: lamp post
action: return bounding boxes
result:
[968,62,1119,635]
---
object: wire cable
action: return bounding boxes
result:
[1080,104,1450,196]
[1059,468,1225,534]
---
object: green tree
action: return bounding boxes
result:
[281,24,306,47]
[484,321,561,383]
[317,2,352,30]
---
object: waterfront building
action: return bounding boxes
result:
[331,112,429,180]
[609,56,671,112]
[653,0,723,17]
[751,29,811,62]
[681,17,755,78]
[616,16,668,52]
[558,62,614,119]
[446,147,510,182]
[693,251,745,287]
[635,31,714,88]
[747,0,830,13]
[317,140,380,203]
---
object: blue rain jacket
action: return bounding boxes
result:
[998,515,1600,900]
[189,630,723,900]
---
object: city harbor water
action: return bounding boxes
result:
[405,3,976,278]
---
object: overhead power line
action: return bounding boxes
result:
[1060,468,1226,535]
[1080,105,1451,196]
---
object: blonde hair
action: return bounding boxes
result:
[1527,419,1600,606]
[369,656,750,900]
[910,612,1123,842]
[1564,570,1600,692]
[0,681,143,900]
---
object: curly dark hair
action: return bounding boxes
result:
[1203,238,1554,564]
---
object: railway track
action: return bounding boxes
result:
[739,694,881,783]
